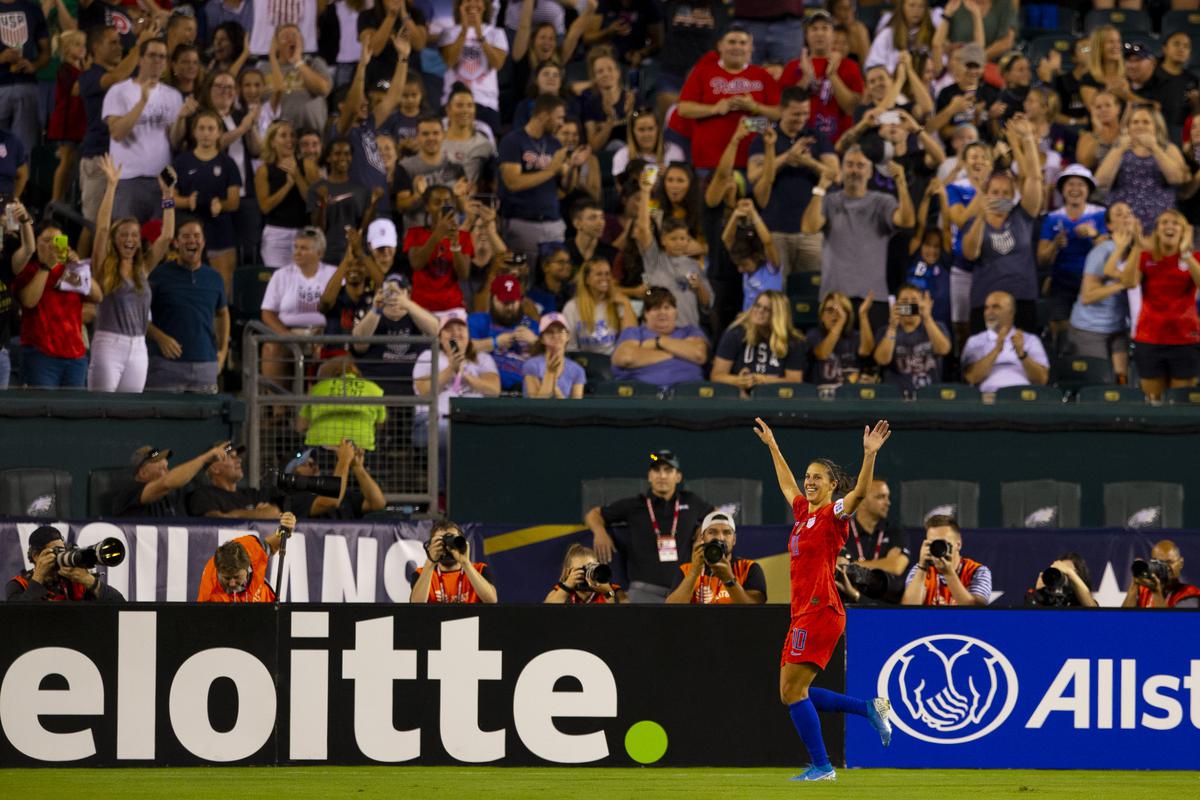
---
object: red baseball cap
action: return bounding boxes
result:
[491,274,522,303]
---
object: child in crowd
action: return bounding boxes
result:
[721,199,782,312]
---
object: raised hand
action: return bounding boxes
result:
[862,419,891,455]
[858,291,875,318]
[753,416,779,449]
[99,153,122,185]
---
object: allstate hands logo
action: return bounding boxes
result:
[877,634,1019,744]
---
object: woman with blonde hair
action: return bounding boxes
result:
[1079,25,1126,108]
[1115,209,1200,402]
[867,0,942,74]
[254,119,318,269]
[807,291,876,385]
[711,290,806,397]
[545,543,625,604]
[562,257,636,354]
[1095,105,1190,230]
[88,155,175,392]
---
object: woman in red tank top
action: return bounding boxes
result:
[1118,209,1200,401]
[753,416,895,782]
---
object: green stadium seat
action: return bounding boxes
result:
[833,382,901,401]
[671,381,741,399]
[687,478,763,525]
[994,385,1065,404]
[593,380,659,398]
[1001,480,1082,528]
[0,468,72,517]
[786,272,821,300]
[1084,9,1151,34]
[1026,34,1076,72]
[232,265,273,320]
[1161,10,1200,38]
[1077,385,1144,404]
[751,382,818,400]
[1166,387,1200,406]
[88,466,131,517]
[915,383,982,402]
[791,296,820,330]
[1051,356,1115,391]
[580,477,646,519]
[568,351,612,388]
[900,479,980,528]
[1103,482,1184,529]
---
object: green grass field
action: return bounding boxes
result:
[0,767,1194,799]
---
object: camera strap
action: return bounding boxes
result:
[646,496,680,563]
[431,565,473,604]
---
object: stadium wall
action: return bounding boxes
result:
[0,604,844,768]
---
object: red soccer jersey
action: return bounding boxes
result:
[678,54,780,169]
[402,227,473,311]
[788,495,850,620]
[779,56,863,143]
[13,261,86,359]
[1134,250,1200,346]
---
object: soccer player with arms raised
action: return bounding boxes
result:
[753,416,894,782]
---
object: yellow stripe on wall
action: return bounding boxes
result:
[483,525,583,555]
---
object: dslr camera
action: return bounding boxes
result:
[1027,566,1076,607]
[926,538,953,564]
[843,563,888,600]
[702,539,728,565]
[440,532,467,554]
[1132,558,1170,584]
[53,537,126,569]
[580,561,612,589]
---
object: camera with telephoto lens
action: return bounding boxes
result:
[843,563,888,599]
[1132,558,1170,583]
[441,533,467,554]
[1028,566,1076,607]
[274,470,342,497]
[928,539,952,560]
[581,562,611,588]
[53,538,126,569]
[703,539,728,565]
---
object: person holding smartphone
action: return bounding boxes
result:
[873,285,951,396]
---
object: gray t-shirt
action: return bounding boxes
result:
[441,132,496,184]
[875,322,949,393]
[640,238,713,330]
[96,276,152,336]
[256,57,331,133]
[398,154,467,230]
[969,206,1038,307]
[819,190,897,300]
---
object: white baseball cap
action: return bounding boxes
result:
[701,510,736,534]
[367,218,398,250]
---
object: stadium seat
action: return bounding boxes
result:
[834,382,901,401]
[0,468,72,517]
[671,381,741,399]
[1077,385,1145,404]
[1001,480,1082,528]
[915,383,982,402]
[592,380,659,398]
[568,351,612,388]
[581,478,647,519]
[900,479,980,528]
[232,265,273,321]
[1103,482,1184,529]
[786,272,821,300]
[791,296,820,330]
[1084,9,1151,34]
[751,382,818,400]
[1026,34,1076,72]
[1166,387,1200,406]
[1161,10,1200,38]
[88,467,131,517]
[687,478,763,525]
[994,385,1065,404]
[1022,5,1079,37]
[1051,356,1115,391]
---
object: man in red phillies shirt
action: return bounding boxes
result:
[677,25,780,171]
[779,11,862,144]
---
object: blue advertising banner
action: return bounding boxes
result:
[844,609,1200,769]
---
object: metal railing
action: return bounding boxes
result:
[242,321,440,511]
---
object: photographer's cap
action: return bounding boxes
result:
[649,449,680,470]
[284,448,316,475]
[131,445,172,471]
[437,307,469,332]
[701,510,736,534]
[367,218,398,250]
[29,525,64,552]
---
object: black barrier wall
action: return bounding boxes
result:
[0,605,845,768]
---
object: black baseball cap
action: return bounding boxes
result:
[131,445,172,471]
[649,450,681,470]
[28,525,64,553]
[1124,42,1155,60]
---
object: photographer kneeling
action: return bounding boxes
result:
[666,512,766,605]
[7,526,126,602]
[1025,553,1099,608]
[410,521,498,604]
[901,516,992,607]
[1121,540,1200,609]
[196,512,295,603]
[546,544,627,604]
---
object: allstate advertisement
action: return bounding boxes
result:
[845,609,1200,769]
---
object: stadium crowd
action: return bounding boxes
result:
[0,0,1198,407]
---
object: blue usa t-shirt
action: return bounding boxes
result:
[1039,204,1107,294]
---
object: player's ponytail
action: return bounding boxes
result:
[811,458,853,499]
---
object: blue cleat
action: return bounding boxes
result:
[868,697,893,747]
[790,764,837,782]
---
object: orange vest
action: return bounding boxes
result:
[11,573,89,601]
[921,558,983,606]
[551,582,623,604]
[197,535,276,603]
[1136,582,1200,608]
[415,563,488,603]
[679,559,756,604]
